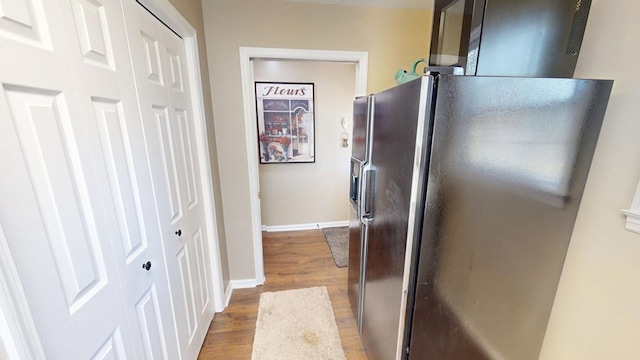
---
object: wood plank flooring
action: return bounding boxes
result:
[197,229,368,359]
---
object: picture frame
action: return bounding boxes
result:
[255,82,315,164]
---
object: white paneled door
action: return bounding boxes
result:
[0,0,215,358]
[121,1,212,358]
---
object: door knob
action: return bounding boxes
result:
[175,229,182,237]
[142,261,152,271]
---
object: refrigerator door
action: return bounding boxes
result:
[352,96,372,162]
[348,95,374,330]
[361,77,434,360]
[408,76,613,360]
[348,204,364,330]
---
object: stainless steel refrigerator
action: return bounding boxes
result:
[348,75,612,360]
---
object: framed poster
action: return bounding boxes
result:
[255,82,315,164]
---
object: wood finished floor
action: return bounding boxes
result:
[197,229,368,359]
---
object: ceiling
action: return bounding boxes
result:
[283,0,434,10]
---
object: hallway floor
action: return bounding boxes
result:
[197,229,367,359]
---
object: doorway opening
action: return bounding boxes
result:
[254,59,355,230]
[239,48,368,284]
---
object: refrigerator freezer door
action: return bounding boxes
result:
[348,205,365,330]
[361,77,433,360]
[408,76,612,360]
[348,95,374,331]
[348,155,364,330]
[352,96,372,162]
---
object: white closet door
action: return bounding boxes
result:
[121,1,212,358]
[162,9,212,348]
[0,0,137,358]
[61,0,181,358]
[0,0,181,358]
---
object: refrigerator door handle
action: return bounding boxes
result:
[356,164,364,220]
[358,166,367,221]
[360,168,375,222]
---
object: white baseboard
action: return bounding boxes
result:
[262,220,348,232]
[221,278,266,310]
[224,281,233,308]
[230,278,264,289]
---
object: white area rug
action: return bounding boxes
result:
[251,286,346,360]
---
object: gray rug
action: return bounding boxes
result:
[322,227,348,268]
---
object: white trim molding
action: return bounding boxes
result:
[283,0,433,9]
[262,221,349,232]
[224,281,233,308]
[239,47,368,286]
[223,278,268,310]
[230,279,265,290]
[622,180,640,234]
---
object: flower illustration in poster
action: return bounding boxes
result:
[255,82,315,164]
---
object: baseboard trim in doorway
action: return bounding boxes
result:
[224,281,233,308]
[231,278,265,289]
[261,221,348,233]
[223,278,266,309]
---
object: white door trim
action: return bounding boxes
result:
[239,47,368,284]
[137,0,225,313]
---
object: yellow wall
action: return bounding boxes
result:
[254,60,356,227]
[167,0,230,287]
[202,0,431,280]
[540,0,640,358]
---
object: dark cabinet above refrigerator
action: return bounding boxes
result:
[429,0,592,77]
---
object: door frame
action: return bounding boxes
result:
[0,0,225,357]
[239,47,368,284]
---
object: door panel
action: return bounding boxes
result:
[177,245,198,340]
[4,87,107,308]
[135,285,169,359]
[193,228,209,314]
[176,110,198,208]
[90,329,126,360]
[70,0,114,69]
[0,0,50,48]
[153,105,184,223]
[167,49,184,91]
[92,99,147,261]
[140,31,164,85]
